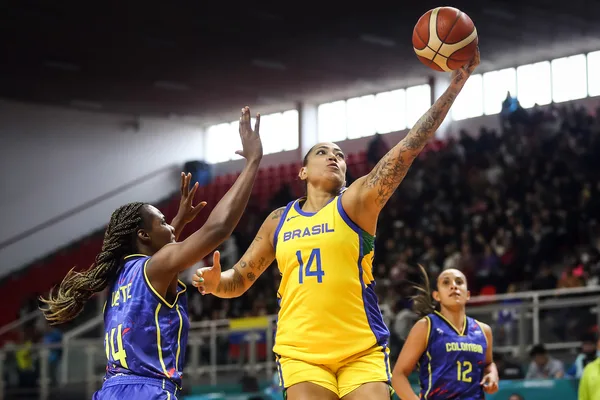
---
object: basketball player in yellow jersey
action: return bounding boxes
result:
[194,51,480,400]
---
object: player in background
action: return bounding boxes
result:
[193,51,481,400]
[40,107,262,400]
[391,267,499,400]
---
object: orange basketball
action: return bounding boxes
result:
[412,7,478,72]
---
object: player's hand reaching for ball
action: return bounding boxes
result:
[450,47,480,88]
[192,251,222,295]
[480,372,499,394]
[237,106,263,164]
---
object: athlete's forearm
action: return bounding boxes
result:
[213,267,246,298]
[170,215,185,241]
[399,84,460,151]
[391,373,420,400]
[203,159,260,236]
[362,83,463,208]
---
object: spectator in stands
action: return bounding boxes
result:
[531,263,557,291]
[508,394,525,400]
[495,284,520,346]
[15,325,37,388]
[41,321,62,384]
[525,344,564,379]
[568,333,599,378]
[579,334,600,400]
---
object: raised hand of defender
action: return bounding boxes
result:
[192,251,222,295]
[236,106,263,163]
[175,172,207,224]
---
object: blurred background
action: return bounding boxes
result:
[1,0,600,399]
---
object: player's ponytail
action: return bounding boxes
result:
[411,264,438,317]
[40,202,146,325]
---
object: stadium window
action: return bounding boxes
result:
[406,84,431,128]
[483,68,517,115]
[552,54,587,103]
[516,61,551,108]
[280,110,299,151]
[587,51,600,97]
[375,89,406,134]
[347,95,377,139]
[205,122,239,163]
[228,121,244,160]
[318,100,347,142]
[258,113,283,155]
[451,74,483,121]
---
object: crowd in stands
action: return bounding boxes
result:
[5,96,600,392]
[189,97,600,348]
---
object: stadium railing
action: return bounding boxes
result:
[0,286,598,400]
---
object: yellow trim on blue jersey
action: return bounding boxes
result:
[102,300,107,314]
[424,316,431,348]
[175,304,183,372]
[474,319,489,347]
[424,350,433,399]
[124,253,149,259]
[142,257,188,308]
[434,310,466,336]
[154,303,170,378]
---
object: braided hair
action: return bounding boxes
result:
[411,264,440,317]
[40,202,146,325]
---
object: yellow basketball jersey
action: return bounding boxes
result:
[272,194,390,364]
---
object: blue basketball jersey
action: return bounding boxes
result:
[418,312,487,400]
[103,254,189,389]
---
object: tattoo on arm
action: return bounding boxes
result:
[216,267,244,294]
[271,207,285,220]
[257,257,266,271]
[214,231,272,295]
[363,88,459,208]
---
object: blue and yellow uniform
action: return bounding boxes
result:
[93,254,189,400]
[273,193,391,397]
[418,312,487,400]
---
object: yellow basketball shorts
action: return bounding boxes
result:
[275,345,392,398]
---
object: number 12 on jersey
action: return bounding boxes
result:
[296,248,324,284]
[456,360,472,382]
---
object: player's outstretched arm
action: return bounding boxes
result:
[391,318,429,400]
[479,322,499,394]
[193,207,284,298]
[342,50,480,234]
[147,107,262,283]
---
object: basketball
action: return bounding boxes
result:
[412,7,478,72]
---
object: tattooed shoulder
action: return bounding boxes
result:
[270,206,286,220]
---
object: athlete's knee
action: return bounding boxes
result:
[286,382,339,400]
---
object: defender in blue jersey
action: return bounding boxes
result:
[392,268,499,400]
[40,107,263,399]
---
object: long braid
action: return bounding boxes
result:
[40,202,146,325]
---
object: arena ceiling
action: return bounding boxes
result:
[2,0,600,125]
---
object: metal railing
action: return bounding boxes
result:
[1,286,598,400]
